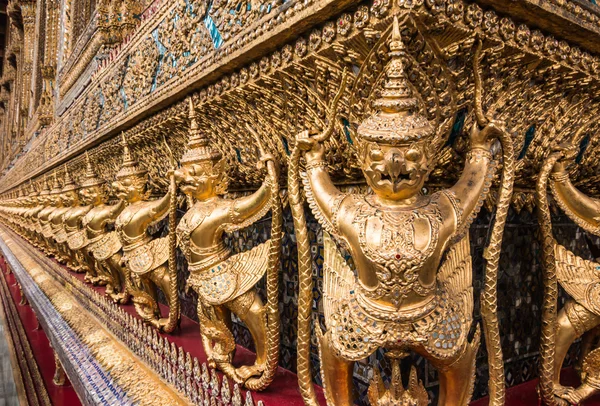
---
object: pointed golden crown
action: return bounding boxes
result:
[180,97,222,165]
[357,16,433,145]
[81,151,105,187]
[368,360,428,406]
[62,164,80,192]
[28,180,38,197]
[50,173,63,194]
[39,175,51,196]
[116,133,147,179]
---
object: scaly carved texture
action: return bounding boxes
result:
[536,153,562,406]
[164,173,180,333]
[245,151,282,391]
[481,128,514,406]
[287,146,318,406]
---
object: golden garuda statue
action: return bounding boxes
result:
[32,176,52,251]
[537,141,600,405]
[62,163,101,282]
[9,188,25,236]
[289,16,514,406]
[51,166,84,271]
[41,174,64,259]
[113,134,180,332]
[80,152,129,302]
[174,98,282,390]
[21,183,40,244]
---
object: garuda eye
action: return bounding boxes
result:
[405,148,422,162]
[370,149,384,161]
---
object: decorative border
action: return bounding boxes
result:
[0,234,132,406]
[0,225,266,406]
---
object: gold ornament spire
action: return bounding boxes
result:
[62,164,79,192]
[39,175,51,196]
[180,97,222,165]
[357,16,433,145]
[28,180,39,197]
[50,172,63,194]
[116,133,147,179]
[81,151,105,187]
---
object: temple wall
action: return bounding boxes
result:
[1,0,600,404]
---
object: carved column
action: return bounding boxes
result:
[58,0,73,72]
[3,5,23,155]
[20,1,36,130]
[38,0,60,126]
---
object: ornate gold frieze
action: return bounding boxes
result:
[2,0,600,202]
[0,0,359,190]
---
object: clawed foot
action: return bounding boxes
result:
[86,275,98,284]
[555,385,581,405]
[234,364,265,383]
[109,291,130,304]
[149,317,169,331]
[555,383,597,405]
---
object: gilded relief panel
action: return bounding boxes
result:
[2,1,600,404]
[4,0,600,197]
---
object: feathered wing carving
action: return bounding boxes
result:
[88,231,121,261]
[127,236,169,275]
[230,240,271,298]
[67,229,89,250]
[190,241,272,306]
[438,235,474,325]
[322,232,355,326]
[555,244,600,315]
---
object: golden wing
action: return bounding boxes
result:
[229,240,271,298]
[149,236,169,270]
[322,232,355,325]
[438,234,474,323]
[555,244,600,315]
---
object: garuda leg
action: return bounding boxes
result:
[318,329,355,406]
[225,289,267,382]
[554,300,600,403]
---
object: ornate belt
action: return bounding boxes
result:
[188,244,231,274]
[355,287,439,323]
[121,234,152,252]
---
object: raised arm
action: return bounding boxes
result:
[230,177,271,225]
[448,121,501,228]
[297,131,345,226]
[551,160,600,227]
[144,190,171,224]
[106,200,126,221]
